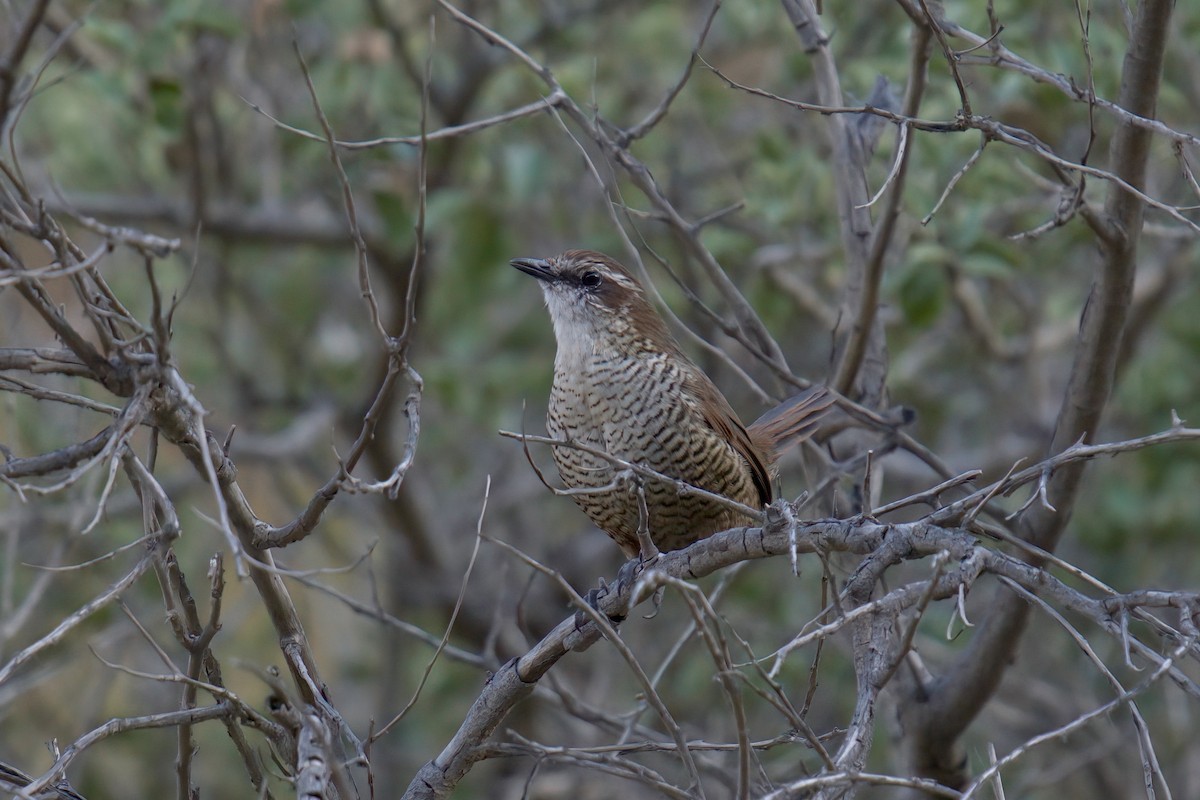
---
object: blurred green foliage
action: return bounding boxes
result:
[1,0,1197,797]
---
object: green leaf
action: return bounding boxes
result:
[148,76,184,133]
[898,266,945,327]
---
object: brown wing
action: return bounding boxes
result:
[682,369,773,507]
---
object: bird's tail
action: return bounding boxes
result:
[748,385,833,462]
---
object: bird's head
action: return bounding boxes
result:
[510,250,670,354]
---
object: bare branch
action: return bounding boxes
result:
[246,94,563,150]
[404,503,1200,798]
[25,704,237,795]
[0,554,156,688]
[901,0,1179,782]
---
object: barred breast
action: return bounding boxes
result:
[547,339,763,557]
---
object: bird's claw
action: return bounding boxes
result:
[615,556,642,590]
[574,577,626,631]
[575,553,666,630]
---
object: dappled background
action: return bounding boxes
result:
[1,0,1198,798]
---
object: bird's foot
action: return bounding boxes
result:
[621,552,668,619]
[574,552,667,630]
[614,555,643,591]
[574,577,626,631]
[641,585,666,619]
[621,554,668,619]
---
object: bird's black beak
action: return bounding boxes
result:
[510,257,556,282]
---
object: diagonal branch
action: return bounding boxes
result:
[0,0,51,132]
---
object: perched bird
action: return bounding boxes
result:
[512,250,829,558]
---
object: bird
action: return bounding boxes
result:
[512,249,830,560]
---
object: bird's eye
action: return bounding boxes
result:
[580,271,603,289]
